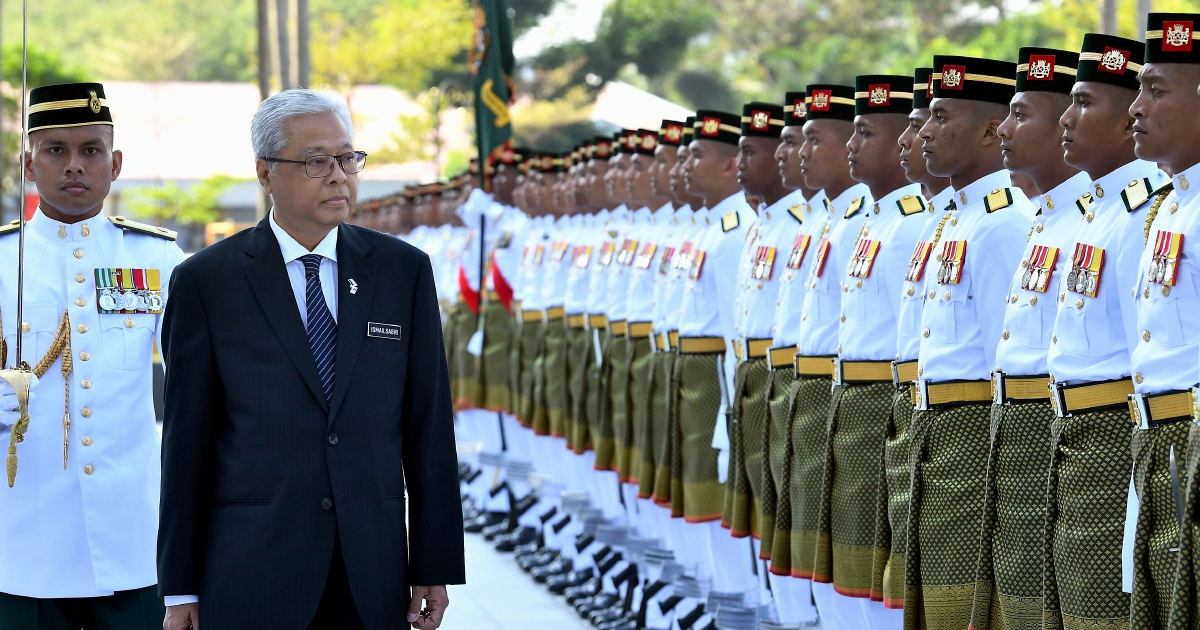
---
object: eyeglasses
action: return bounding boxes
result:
[262,151,368,178]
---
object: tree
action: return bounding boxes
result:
[124,175,243,227]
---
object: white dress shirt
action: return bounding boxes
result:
[270,210,339,325]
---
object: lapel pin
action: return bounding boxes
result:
[348,279,358,295]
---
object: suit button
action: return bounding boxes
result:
[75,273,86,283]
[77,324,89,333]
[81,407,92,418]
[81,380,92,389]
[82,436,92,447]
[75,298,86,307]
[79,351,91,361]
[328,434,339,445]
[321,498,333,510]
[84,464,94,475]
[73,248,84,259]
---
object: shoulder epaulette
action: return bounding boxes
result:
[1128,181,1174,214]
[108,216,177,241]
[1075,192,1093,216]
[721,211,740,232]
[984,188,1013,213]
[822,198,831,211]
[844,197,864,219]
[943,199,957,213]
[897,195,927,216]
[0,219,19,236]
[787,203,805,225]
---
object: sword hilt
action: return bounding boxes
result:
[2,367,34,488]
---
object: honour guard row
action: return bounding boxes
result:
[359,12,1200,630]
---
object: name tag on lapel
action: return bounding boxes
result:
[367,322,402,340]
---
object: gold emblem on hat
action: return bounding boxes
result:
[811,92,830,109]
[1166,22,1192,48]
[1100,48,1128,72]
[751,111,769,130]
[642,135,657,150]
[702,118,720,135]
[942,67,963,88]
[869,86,890,104]
[1028,59,1053,79]
[665,126,682,142]
[88,90,101,114]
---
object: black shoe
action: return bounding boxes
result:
[576,592,620,615]
[588,606,628,625]
[495,526,536,552]
[574,534,595,553]
[463,511,505,533]
[482,520,514,541]
[518,549,558,571]
[596,552,622,577]
[532,557,572,583]
[598,619,636,630]
[514,538,543,559]
[548,568,594,594]
[658,595,683,614]
[564,577,603,603]
[677,604,706,630]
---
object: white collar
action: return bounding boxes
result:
[270,210,339,264]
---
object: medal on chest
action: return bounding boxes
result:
[598,241,616,266]
[786,234,811,269]
[906,241,934,282]
[937,240,967,285]
[95,268,163,314]
[573,245,593,268]
[634,242,658,270]
[616,239,639,266]
[1149,230,1184,286]
[751,246,777,281]
[810,238,832,279]
[532,244,545,266]
[688,250,707,281]
[551,240,570,262]
[1020,244,1060,293]
[1066,242,1104,297]
[675,242,694,271]
[847,238,881,279]
[658,246,676,275]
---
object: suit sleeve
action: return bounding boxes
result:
[157,265,221,596]
[401,254,467,586]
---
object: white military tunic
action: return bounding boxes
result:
[0,210,184,598]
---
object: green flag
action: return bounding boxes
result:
[471,0,515,191]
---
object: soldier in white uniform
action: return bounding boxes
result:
[0,83,184,629]
[812,74,927,630]
[904,56,1034,630]
[1126,14,1200,627]
[1044,33,1168,629]
[971,46,1091,629]
[761,91,824,627]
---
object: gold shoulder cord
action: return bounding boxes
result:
[8,311,71,469]
[930,209,954,250]
[1144,190,1172,246]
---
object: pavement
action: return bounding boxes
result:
[444,533,596,629]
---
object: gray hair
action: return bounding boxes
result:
[251,89,354,169]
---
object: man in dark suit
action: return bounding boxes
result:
[158,89,465,630]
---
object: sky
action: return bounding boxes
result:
[512,0,612,60]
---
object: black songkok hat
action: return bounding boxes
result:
[1076,34,1144,90]
[682,116,697,141]
[740,102,785,138]
[610,132,628,154]
[854,75,915,115]
[931,56,1017,104]
[1146,13,1200,64]
[593,137,613,159]
[28,82,113,133]
[1016,48,1079,94]
[783,91,806,126]
[913,68,934,108]
[621,129,639,153]
[659,120,687,147]
[804,84,855,121]
[692,110,742,146]
[633,129,659,155]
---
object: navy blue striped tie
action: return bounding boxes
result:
[300,254,336,403]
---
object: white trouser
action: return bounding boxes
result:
[703,521,757,593]
[861,598,903,629]
[768,573,818,624]
[812,581,858,630]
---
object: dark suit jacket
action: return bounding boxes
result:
[158,218,465,630]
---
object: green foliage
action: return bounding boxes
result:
[124,175,243,227]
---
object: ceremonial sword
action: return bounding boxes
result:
[3,0,35,488]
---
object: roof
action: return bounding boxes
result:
[589,81,694,130]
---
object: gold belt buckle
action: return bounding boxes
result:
[832,357,844,385]
[1129,393,1149,430]
[1191,387,1200,422]
[1048,381,1066,418]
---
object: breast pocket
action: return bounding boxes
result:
[1010,293,1055,348]
[1146,266,1198,348]
[929,277,972,344]
[100,313,156,370]
[897,290,923,341]
[846,280,882,325]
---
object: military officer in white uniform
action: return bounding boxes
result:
[0,83,184,629]
[1126,14,1200,626]
[904,56,1034,630]
[1041,33,1168,629]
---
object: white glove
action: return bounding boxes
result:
[0,373,39,436]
